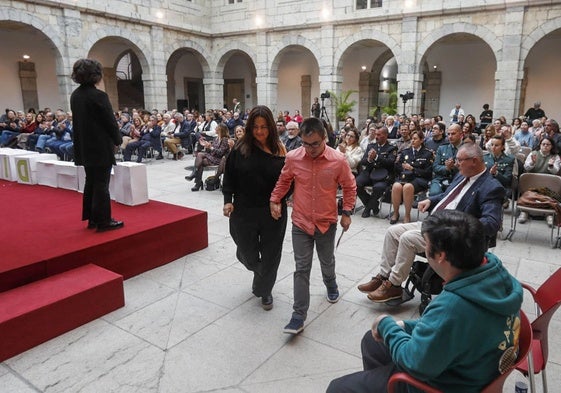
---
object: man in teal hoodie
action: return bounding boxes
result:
[327,210,523,393]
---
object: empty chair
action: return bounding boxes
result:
[504,173,561,247]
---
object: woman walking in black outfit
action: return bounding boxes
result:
[222,106,287,310]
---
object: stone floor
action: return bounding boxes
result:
[2,155,560,393]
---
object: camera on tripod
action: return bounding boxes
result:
[320,91,330,100]
[399,91,414,103]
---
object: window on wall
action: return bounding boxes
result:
[357,0,382,9]
[228,0,242,4]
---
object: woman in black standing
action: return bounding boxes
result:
[70,59,123,232]
[222,106,287,310]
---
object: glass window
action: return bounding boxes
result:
[356,0,382,9]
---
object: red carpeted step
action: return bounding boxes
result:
[0,264,124,362]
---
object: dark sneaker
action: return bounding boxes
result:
[367,280,403,303]
[327,287,340,303]
[357,274,387,293]
[261,294,273,311]
[283,317,304,335]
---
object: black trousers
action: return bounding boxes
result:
[326,331,407,393]
[356,182,389,212]
[82,166,112,225]
[229,204,287,297]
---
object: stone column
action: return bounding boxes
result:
[301,75,312,118]
[494,6,525,120]
[103,67,119,110]
[203,74,224,110]
[358,71,371,122]
[319,24,338,126]
[18,62,39,111]
[144,26,168,110]
[58,8,84,110]
[255,31,273,108]
[396,16,422,116]
[423,71,441,119]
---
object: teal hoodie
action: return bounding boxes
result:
[378,253,523,393]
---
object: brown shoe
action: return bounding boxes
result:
[357,274,387,293]
[367,280,403,303]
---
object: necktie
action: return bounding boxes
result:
[435,177,469,211]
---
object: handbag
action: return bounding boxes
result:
[204,175,221,191]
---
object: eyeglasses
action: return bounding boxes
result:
[455,156,473,163]
[302,140,323,148]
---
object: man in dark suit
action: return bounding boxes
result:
[358,143,504,302]
[70,58,123,232]
[356,126,397,217]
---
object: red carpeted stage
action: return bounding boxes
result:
[0,180,208,292]
[0,179,207,361]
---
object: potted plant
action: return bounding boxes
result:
[328,89,358,130]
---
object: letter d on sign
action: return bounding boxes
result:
[17,159,30,183]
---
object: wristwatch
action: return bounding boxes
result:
[341,210,352,217]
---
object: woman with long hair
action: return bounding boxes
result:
[222,105,287,310]
[337,127,363,174]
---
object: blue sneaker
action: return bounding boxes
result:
[283,317,304,334]
[327,287,340,303]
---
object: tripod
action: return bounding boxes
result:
[320,99,330,124]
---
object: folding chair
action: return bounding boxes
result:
[504,173,561,248]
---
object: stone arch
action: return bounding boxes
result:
[521,17,561,61]
[0,8,65,69]
[417,22,500,71]
[214,42,256,75]
[83,27,151,75]
[269,35,321,79]
[334,29,402,75]
[165,39,211,77]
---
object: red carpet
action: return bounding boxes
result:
[0,180,208,292]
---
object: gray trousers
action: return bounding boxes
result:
[291,223,338,321]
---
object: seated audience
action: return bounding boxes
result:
[185,123,230,191]
[338,128,363,175]
[284,121,302,152]
[514,120,534,148]
[483,134,515,202]
[423,122,447,153]
[429,123,462,196]
[357,144,504,304]
[123,115,162,162]
[519,136,561,226]
[356,126,397,218]
[390,131,434,224]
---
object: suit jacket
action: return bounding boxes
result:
[428,170,505,239]
[71,84,121,167]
